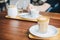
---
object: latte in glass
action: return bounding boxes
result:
[37,16,50,33]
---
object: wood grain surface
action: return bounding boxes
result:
[0,11,60,40]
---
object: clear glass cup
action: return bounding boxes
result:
[7,5,18,18]
[30,8,40,18]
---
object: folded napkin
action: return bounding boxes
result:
[28,28,60,40]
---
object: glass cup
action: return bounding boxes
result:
[30,8,40,18]
[7,5,18,18]
[37,16,50,33]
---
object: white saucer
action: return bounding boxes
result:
[29,25,58,38]
[19,13,37,19]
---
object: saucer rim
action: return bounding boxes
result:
[29,24,58,38]
[19,13,38,19]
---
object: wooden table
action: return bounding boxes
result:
[0,11,60,40]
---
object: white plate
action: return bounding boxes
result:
[29,25,58,38]
[19,13,37,19]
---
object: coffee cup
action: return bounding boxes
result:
[7,5,18,18]
[37,16,50,33]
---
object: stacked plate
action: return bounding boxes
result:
[29,24,58,39]
[18,13,39,19]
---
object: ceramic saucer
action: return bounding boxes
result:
[19,13,38,19]
[29,25,58,38]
